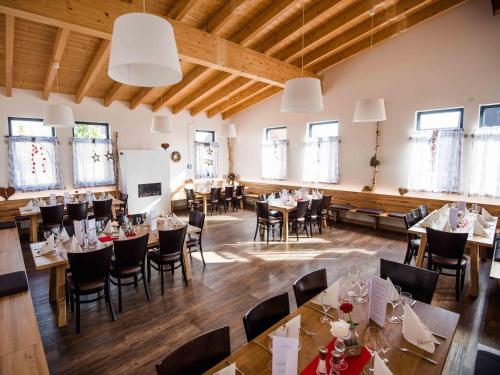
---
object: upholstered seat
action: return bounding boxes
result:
[110,262,141,278]
[330,204,353,210]
[0,221,16,230]
[431,255,467,267]
[147,248,181,263]
[388,211,406,218]
[356,208,384,215]
[67,274,106,294]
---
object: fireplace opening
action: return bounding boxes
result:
[138,183,162,198]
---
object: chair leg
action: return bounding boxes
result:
[75,294,81,333]
[118,277,122,312]
[404,243,412,265]
[296,222,299,241]
[106,282,116,321]
[70,291,75,313]
[180,258,188,286]
[318,219,322,234]
[142,269,150,302]
[160,264,164,295]
[455,269,460,301]
[309,220,313,238]
[254,222,259,241]
[199,241,206,266]
[266,226,270,245]
[461,265,466,291]
[134,275,138,289]
[170,262,175,275]
[280,224,283,241]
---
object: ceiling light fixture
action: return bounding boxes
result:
[43,62,75,128]
[151,91,173,133]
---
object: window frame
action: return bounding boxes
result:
[415,107,464,131]
[479,104,500,128]
[307,120,339,138]
[73,121,110,139]
[264,126,287,141]
[195,130,215,143]
[8,117,55,137]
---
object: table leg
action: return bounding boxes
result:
[282,211,289,242]
[182,242,193,282]
[415,234,427,268]
[470,244,480,297]
[240,198,244,210]
[203,196,208,215]
[30,215,38,243]
[55,265,67,327]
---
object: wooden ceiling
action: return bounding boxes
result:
[0,0,468,119]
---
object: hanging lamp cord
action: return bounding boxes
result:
[301,0,304,77]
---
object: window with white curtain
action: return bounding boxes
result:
[262,126,287,180]
[195,130,218,178]
[408,108,464,193]
[7,118,63,192]
[72,122,115,188]
[303,120,340,183]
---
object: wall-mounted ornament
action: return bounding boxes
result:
[0,186,15,200]
[91,152,100,162]
[170,151,181,162]
[398,187,408,196]
[362,121,382,192]
[105,150,114,161]
[161,143,170,150]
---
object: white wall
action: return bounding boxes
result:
[0,89,228,199]
[231,0,500,197]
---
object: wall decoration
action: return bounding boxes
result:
[170,151,181,162]
[398,187,408,196]
[362,121,382,192]
[161,143,170,150]
[0,186,16,200]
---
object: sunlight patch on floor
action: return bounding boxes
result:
[190,251,250,264]
[233,237,331,245]
[204,215,244,222]
[246,248,376,261]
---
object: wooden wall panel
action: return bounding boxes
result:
[0,14,6,86]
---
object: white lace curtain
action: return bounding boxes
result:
[408,128,463,193]
[194,141,219,178]
[8,136,63,192]
[469,127,500,198]
[303,137,340,183]
[72,138,115,188]
[262,140,287,180]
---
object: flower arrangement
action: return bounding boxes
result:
[339,302,358,328]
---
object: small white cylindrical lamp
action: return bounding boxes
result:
[281,77,324,113]
[151,115,172,133]
[108,13,182,87]
[43,105,75,128]
[227,123,237,138]
[353,98,386,122]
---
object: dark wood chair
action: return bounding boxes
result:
[187,210,206,265]
[147,226,188,294]
[111,234,150,312]
[293,269,328,307]
[320,195,333,229]
[253,201,282,244]
[67,245,115,333]
[425,227,469,300]
[67,202,88,224]
[223,186,235,213]
[418,204,429,218]
[40,204,64,231]
[243,292,290,342]
[307,198,323,236]
[209,187,222,215]
[184,188,200,211]
[289,200,310,241]
[92,199,113,224]
[380,258,439,304]
[411,207,423,223]
[115,192,128,217]
[233,185,245,211]
[155,326,230,375]
[403,211,421,264]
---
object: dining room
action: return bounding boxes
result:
[0,1,500,375]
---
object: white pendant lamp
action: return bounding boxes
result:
[281,1,323,113]
[43,104,75,128]
[353,98,386,122]
[151,115,172,133]
[108,3,182,87]
[227,123,237,138]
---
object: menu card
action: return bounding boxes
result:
[368,276,388,327]
[449,207,458,231]
[86,219,97,243]
[272,336,299,375]
[74,220,85,245]
[457,201,466,212]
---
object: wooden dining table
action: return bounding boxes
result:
[408,207,498,297]
[205,283,460,375]
[29,221,200,327]
[268,200,297,242]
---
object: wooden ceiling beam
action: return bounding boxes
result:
[0,0,317,87]
[207,0,248,34]
[222,86,282,120]
[4,14,14,97]
[130,87,156,110]
[206,81,268,118]
[42,27,69,100]
[103,82,124,107]
[75,39,110,104]
[167,0,199,21]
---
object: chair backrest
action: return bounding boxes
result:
[92,199,113,219]
[67,202,89,223]
[210,187,220,201]
[235,185,244,197]
[293,269,328,307]
[40,204,65,226]
[67,246,112,287]
[189,210,205,233]
[158,226,187,256]
[114,233,149,268]
[120,193,128,207]
[426,227,468,266]
[309,198,322,214]
[184,188,195,202]
[258,194,267,202]
[129,213,147,225]
[255,201,270,220]
[320,195,332,210]
[419,204,429,218]
[380,258,439,304]
[225,186,234,198]
[404,212,414,230]
[243,292,290,342]
[155,326,230,375]
[411,208,422,223]
[296,200,309,219]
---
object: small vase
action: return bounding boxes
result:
[344,326,362,357]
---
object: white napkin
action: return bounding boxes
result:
[172,213,183,226]
[387,277,400,302]
[473,219,488,237]
[481,207,495,221]
[402,303,439,353]
[69,236,82,253]
[103,220,113,233]
[38,199,47,207]
[118,227,127,240]
[213,363,235,375]
[476,213,489,228]
[272,314,301,340]
[24,200,34,209]
[418,212,436,228]
[374,352,393,375]
[442,220,452,233]
[39,234,55,255]
[63,192,71,204]
[311,279,340,308]
[60,227,70,242]
[330,319,350,338]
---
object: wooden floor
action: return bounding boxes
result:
[21,209,499,375]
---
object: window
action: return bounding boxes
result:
[262,127,287,180]
[194,131,218,178]
[303,121,340,183]
[408,108,464,193]
[479,104,500,127]
[7,117,63,192]
[72,122,115,188]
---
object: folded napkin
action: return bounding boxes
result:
[171,213,183,226]
[476,213,489,228]
[60,227,70,242]
[272,314,301,340]
[481,207,494,221]
[103,220,113,233]
[311,278,340,308]
[374,352,393,375]
[418,212,436,228]
[387,277,400,302]
[24,200,34,210]
[118,227,127,240]
[213,363,235,375]
[402,303,439,353]
[473,219,488,237]
[69,236,82,253]
[330,319,350,338]
[39,234,55,255]
[38,199,47,207]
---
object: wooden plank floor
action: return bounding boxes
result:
[20,209,499,375]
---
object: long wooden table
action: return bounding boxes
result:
[20,198,123,243]
[268,201,296,242]
[0,227,49,374]
[29,222,200,327]
[205,284,460,375]
[409,209,498,296]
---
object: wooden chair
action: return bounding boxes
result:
[403,211,421,264]
[184,188,200,212]
[307,198,323,236]
[320,195,333,229]
[253,201,282,244]
[418,204,429,218]
[67,246,115,333]
[243,292,290,342]
[155,326,230,375]
[380,258,439,304]
[233,185,245,211]
[147,226,188,294]
[110,234,150,312]
[40,204,64,231]
[289,200,310,241]
[92,199,113,224]
[186,210,206,265]
[223,185,234,213]
[293,269,328,307]
[209,187,222,215]
[66,202,88,224]
[425,227,469,300]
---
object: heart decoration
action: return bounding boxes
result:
[0,186,16,200]
[161,143,170,150]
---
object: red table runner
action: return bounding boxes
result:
[300,339,371,375]
[98,233,136,243]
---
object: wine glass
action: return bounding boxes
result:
[320,292,332,323]
[355,266,374,304]
[334,336,348,371]
[398,292,412,321]
[365,326,384,372]
[347,267,359,299]
[387,285,402,324]
[381,327,391,364]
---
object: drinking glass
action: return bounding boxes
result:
[381,327,391,364]
[320,292,332,323]
[398,292,412,321]
[365,326,384,372]
[347,268,359,299]
[387,285,402,324]
[334,337,348,370]
[355,266,373,304]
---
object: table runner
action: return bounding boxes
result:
[98,233,136,243]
